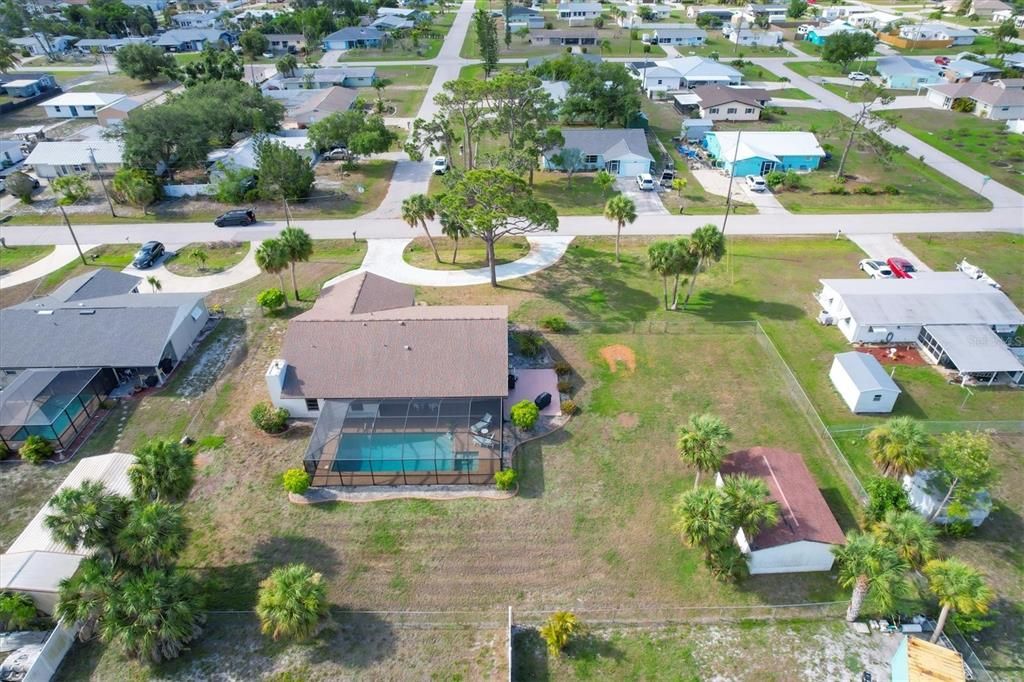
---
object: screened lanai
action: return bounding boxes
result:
[0,368,117,450]
[303,397,504,486]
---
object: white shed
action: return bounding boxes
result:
[0,453,136,613]
[829,352,901,414]
[903,470,991,527]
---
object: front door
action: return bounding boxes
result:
[69,106,78,117]
[608,160,620,174]
[759,160,775,175]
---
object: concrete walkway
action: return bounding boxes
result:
[847,233,932,271]
[121,241,263,293]
[0,244,99,289]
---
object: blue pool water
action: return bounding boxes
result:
[15,393,86,441]
[333,432,477,473]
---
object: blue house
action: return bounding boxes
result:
[876,56,944,90]
[323,27,384,50]
[705,131,825,176]
[805,20,868,47]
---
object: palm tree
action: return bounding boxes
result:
[832,531,909,622]
[276,53,297,78]
[593,169,615,199]
[56,556,117,636]
[867,417,931,478]
[673,486,730,559]
[255,238,290,298]
[647,239,697,310]
[721,474,779,540]
[924,558,993,643]
[677,413,733,488]
[598,38,612,55]
[0,37,21,74]
[190,247,208,271]
[872,509,937,570]
[681,223,726,309]
[401,193,441,263]
[440,211,469,264]
[539,611,582,656]
[44,481,129,556]
[604,194,637,263]
[279,226,314,301]
[256,563,328,641]
[130,439,196,503]
[146,275,161,293]
[372,77,393,114]
[117,502,188,568]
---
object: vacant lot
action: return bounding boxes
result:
[822,82,903,102]
[880,108,1024,194]
[165,242,249,277]
[786,61,878,78]
[341,13,455,61]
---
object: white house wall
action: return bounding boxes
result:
[168,301,210,362]
[747,540,837,574]
[829,359,899,413]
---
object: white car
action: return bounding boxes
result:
[635,173,655,191]
[324,147,350,161]
[432,157,449,175]
[796,24,813,35]
[848,71,871,82]
[859,259,894,279]
[745,175,767,192]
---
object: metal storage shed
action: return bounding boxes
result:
[829,351,901,414]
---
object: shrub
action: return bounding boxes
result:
[0,592,37,630]
[539,315,568,332]
[763,170,785,188]
[19,435,54,464]
[282,468,311,494]
[257,288,287,312]
[781,170,803,190]
[513,331,544,358]
[642,43,651,53]
[539,611,583,656]
[593,16,604,28]
[556,379,573,394]
[561,399,579,416]
[855,185,878,195]
[882,184,901,195]
[827,182,848,195]
[251,402,290,434]
[941,519,975,538]
[0,442,11,460]
[863,476,910,525]
[510,400,540,430]
[494,468,518,491]
[554,360,573,376]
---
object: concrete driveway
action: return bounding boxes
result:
[614,177,668,215]
[847,234,933,272]
[690,169,788,214]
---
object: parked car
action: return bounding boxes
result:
[0,178,4,194]
[432,157,449,175]
[745,175,767,192]
[859,259,894,279]
[848,71,870,82]
[324,147,350,161]
[132,241,165,269]
[934,56,950,66]
[796,24,813,35]
[886,257,917,279]
[214,209,256,227]
[635,173,656,191]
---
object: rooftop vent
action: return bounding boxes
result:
[404,345,411,350]
[36,310,54,315]
[79,309,96,315]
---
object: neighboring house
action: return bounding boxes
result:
[1004,52,1024,70]
[170,11,219,28]
[642,26,708,46]
[526,53,603,70]
[208,132,315,174]
[265,33,305,53]
[97,97,141,127]
[716,447,846,575]
[815,273,1024,384]
[904,471,992,527]
[691,85,769,120]
[829,352,901,414]
[0,141,25,169]
[0,74,58,98]
[9,34,76,56]
[0,269,209,390]
[968,0,1011,18]
[73,37,150,53]
[618,5,674,27]
[266,87,359,128]
[153,29,234,52]
[505,5,546,30]
[265,66,377,90]
[705,131,825,175]
[898,23,976,46]
[0,453,136,610]
[557,1,603,21]
[741,2,787,23]
[806,21,871,46]
[544,128,654,176]
[37,92,125,119]
[323,27,384,50]
[371,15,415,31]
[529,29,598,46]
[266,272,509,487]
[680,117,714,141]
[124,0,166,8]
[941,58,1002,83]
[632,64,685,94]
[24,140,124,178]
[378,7,425,19]
[876,56,944,90]
[847,10,899,29]
[729,29,782,47]
[657,56,743,88]
[891,637,966,682]
[927,79,1024,120]
[539,80,571,104]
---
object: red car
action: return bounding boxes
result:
[934,56,950,66]
[887,257,917,279]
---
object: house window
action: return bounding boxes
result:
[305,399,319,411]
[872,394,882,402]
[709,107,719,113]
[584,154,598,164]
[726,107,737,114]
[190,305,204,320]
[54,106,61,112]
[744,107,754,113]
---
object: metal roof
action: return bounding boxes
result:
[25,140,124,166]
[832,352,901,393]
[924,324,1024,374]
[37,92,125,108]
[708,131,825,163]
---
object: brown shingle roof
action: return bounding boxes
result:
[693,85,770,109]
[719,447,846,549]
[281,273,509,400]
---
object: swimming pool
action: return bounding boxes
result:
[333,432,477,473]
[14,393,86,441]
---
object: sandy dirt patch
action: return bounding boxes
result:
[600,344,637,374]
[617,413,639,428]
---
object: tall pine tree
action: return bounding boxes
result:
[475,9,499,77]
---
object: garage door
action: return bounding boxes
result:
[616,159,651,177]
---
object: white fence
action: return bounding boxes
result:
[163,183,212,198]
[24,620,79,682]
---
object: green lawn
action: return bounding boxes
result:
[0,245,54,274]
[165,242,250,277]
[879,108,1024,194]
[339,17,453,61]
[683,34,791,59]
[716,108,991,213]
[173,52,204,65]
[734,61,785,83]
[379,87,428,116]
[458,62,523,80]
[38,244,140,293]
[404,236,531,270]
[822,82,904,102]
[375,65,437,87]
[786,61,878,78]
[771,87,815,100]
[531,171,612,215]
[462,20,666,59]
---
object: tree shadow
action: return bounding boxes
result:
[512,628,550,682]
[565,631,625,664]
[680,292,805,322]
[304,608,396,669]
[252,534,342,580]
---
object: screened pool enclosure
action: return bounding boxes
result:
[0,368,117,450]
[303,397,504,486]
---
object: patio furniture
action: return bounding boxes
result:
[470,413,493,434]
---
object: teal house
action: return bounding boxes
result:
[705,131,825,177]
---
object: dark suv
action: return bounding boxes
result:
[214,209,256,227]
[132,241,165,269]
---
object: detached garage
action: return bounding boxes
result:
[829,351,901,414]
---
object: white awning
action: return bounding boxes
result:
[925,324,1024,374]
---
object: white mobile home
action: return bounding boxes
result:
[904,470,992,527]
[37,92,126,119]
[829,352,901,414]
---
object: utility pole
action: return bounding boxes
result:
[283,197,292,227]
[719,129,742,237]
[58,205,87,265]
[88,147,117,217]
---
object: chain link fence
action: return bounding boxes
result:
[828,420,1024,438]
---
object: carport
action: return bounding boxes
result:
[918,324,1024,385]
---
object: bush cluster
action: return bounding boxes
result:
[282,468,311,495]
[510,400,540,430]
[561,399,579,416]
[494,468,518,491]
[251,402,290,434]
[19,435,54,465]
[539,315,569,332]
[513,331,545,358]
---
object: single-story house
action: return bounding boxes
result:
[323,27,384,50]
[540,80,571,104]
[968,0,1011,18]
[742,2,787,24]
[829,352,901,414]
[543,128,654,176]
[0,269,209,389]
[729,29,782,47]
[927,79,1024,120]
[681,117,714,141]
[1003,52,1024,70]
[170,11,219,28]
[265,33,305,53]
[72,37,149,53]
[632,64,685,94]
[153,29,234,52]
[268,272,509,487]
[0,74,58,98]
[36,92,125,119]
[557,1,603,21]
[891,637,966,682]
[643,26,708,47]
[619,6,674,27]
[898,23,976,46]
[526,53,603,70]
[816,272,1024,384]
[10,34,76,56]
[658,56,743,88]
[266,66,377,90]
[97,97,142,127]
[876,56,944,90]
[0,453,136,613]
[371,15,415,31]
[904,471,992,527]
[717,447,846,575]
[529,29,598,46]
[505,6,546,30]
[124,0,166,9]
[690,85,769,120]
[208,132,315,174]
[806,21,872,46]
[941,58,1002,83]
[0,140,25,169]
[705,131,825,176]
[266,86,359,128]
[378,7,426,19]
[847,10,899,29]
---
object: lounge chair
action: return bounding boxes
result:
[470,413,493,434]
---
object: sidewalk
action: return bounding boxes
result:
[120,242,263,294]
[0,244,99,289]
